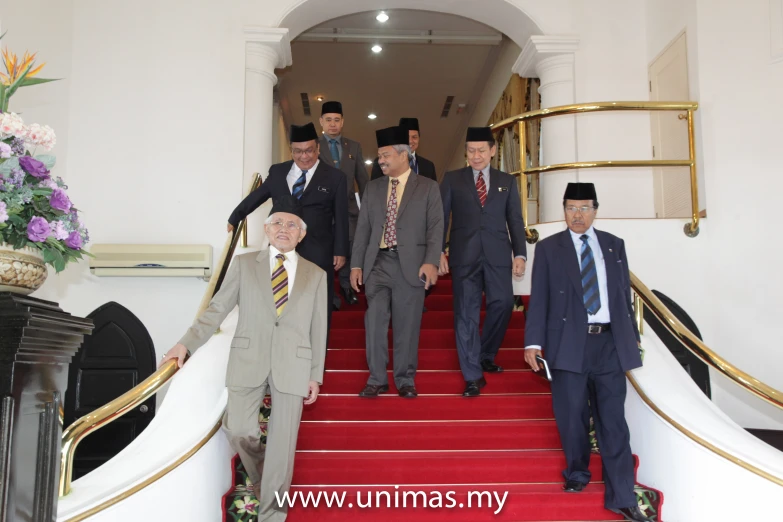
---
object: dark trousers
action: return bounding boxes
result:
[452,262,514,381]
[338,240,353,291]
[364,251,425,389]
[550,332,636,510]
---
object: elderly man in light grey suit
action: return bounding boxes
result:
[161,195,327,521]
[350,125,443,398]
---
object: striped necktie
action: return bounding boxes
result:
[272,253,288,316]
[580,235,601,315]
[292,170,307,199]
[476,173,487,207]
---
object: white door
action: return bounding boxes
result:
[649,32,691,218]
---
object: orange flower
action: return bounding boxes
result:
[1,48,46,87]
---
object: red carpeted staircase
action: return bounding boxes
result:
[222,273,663,521]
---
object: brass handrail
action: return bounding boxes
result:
[630,271,783,410]
[59,172,263,497]
[489,101,701,243]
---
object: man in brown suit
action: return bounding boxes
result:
[161,195,327,521]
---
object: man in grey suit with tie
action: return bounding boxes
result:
[162,195,327,521]
[319,101,368,308]
[350,126,443,398]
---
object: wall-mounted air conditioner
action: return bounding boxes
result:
[89,244,212,280]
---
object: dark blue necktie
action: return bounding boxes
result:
[409,154,418,174]
[329,139,340,168]
[580,235,601,315]
[292,170,307,199]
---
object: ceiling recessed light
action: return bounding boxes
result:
[376,12,389,23]
[315,96,324,102]
[368,113,377,120]
[365,160,373,165]
[371,44,383,53]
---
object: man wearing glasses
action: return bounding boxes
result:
[523,183,650,522]
[227,122,349,324]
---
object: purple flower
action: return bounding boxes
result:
[65,230,83,250]
[10,168,24,188]
[18,156,50,179]
[10,138,25,156]
[49,188,72,212]
[27,216,51,242]
[0,143,11,159]
[0,202,7,223]
[52,220,69,240]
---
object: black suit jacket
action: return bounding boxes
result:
[524,229,642,374]
[370,154,437,182]
[228,160,349,270]
[440,167,526,267]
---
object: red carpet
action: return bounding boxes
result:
[222,273,665,521]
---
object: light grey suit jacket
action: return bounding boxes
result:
[319,135,368,238]
[352,172,444,287]
[179,250,328,397]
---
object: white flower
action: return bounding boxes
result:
[24,123,57,151]
[0,112,25,139]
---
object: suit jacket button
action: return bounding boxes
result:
[563,318,567,321]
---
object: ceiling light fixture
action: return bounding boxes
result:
[371,44,383,53]
[368,113,377,120]
[365,160,373,165]
[376,12,389,23]
[315,95,324,102]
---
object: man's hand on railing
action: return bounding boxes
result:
[160,343,189,368]
[227,223,235,233]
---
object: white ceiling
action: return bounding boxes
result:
[276,9,506,176]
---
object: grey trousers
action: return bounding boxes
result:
[364,250,425,389]
[223,373,303,522]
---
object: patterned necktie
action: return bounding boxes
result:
[292,170,307,199]
[272,253,288,316]
[476,173,487,207]
[580,235,601,315]
[329,139,340,168]
[383,179,400,247]
[409,154,418,174]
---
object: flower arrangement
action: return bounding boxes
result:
[0,33,90,273]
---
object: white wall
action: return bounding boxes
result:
[1,1,248,365]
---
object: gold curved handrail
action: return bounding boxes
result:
[630,271,783,410]
[59,360,179,496]
[489,101,700,243]
[59,173,263,498]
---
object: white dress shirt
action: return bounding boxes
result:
[269,245,299,295]
[286,159,319,194]
[525,226,610,350]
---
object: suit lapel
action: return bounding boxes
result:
[558,230,583,297]
[396,172,419,219]
[279,256,310,319]
[254,250,276,316]
[319,136,335,166]
[464,168,482,207]
[342,140,351,168]
[376,177,390,228]
[484,168,500,207]
[595,230,619,300]
[301,161,326,200]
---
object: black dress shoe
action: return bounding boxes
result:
[341,287,359,305]
[398,385,418,398]
[462,377,487,397]
[480,360,503,373]
[358,384,389,397]
[611,506,654,521]
[332,295,341,311]
[563,480,586,493]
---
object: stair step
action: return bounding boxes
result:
[328,328,526,350]
[336,294,485,311]
[325,348,530,371]
[285,483,621,521]
[319,370,550,395]
[331,311,526,330]
[302,395,554,422]
[291,450,604,485]
[297,420,562,451]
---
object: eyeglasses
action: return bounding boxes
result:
[291,147,317,156]
[267,221,302,231]
[564,206,596,214]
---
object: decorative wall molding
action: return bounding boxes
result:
[243,27,293,69]
[513,35,580,77]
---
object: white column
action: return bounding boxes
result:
[242,27,292,248]
[514,36,580,223]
